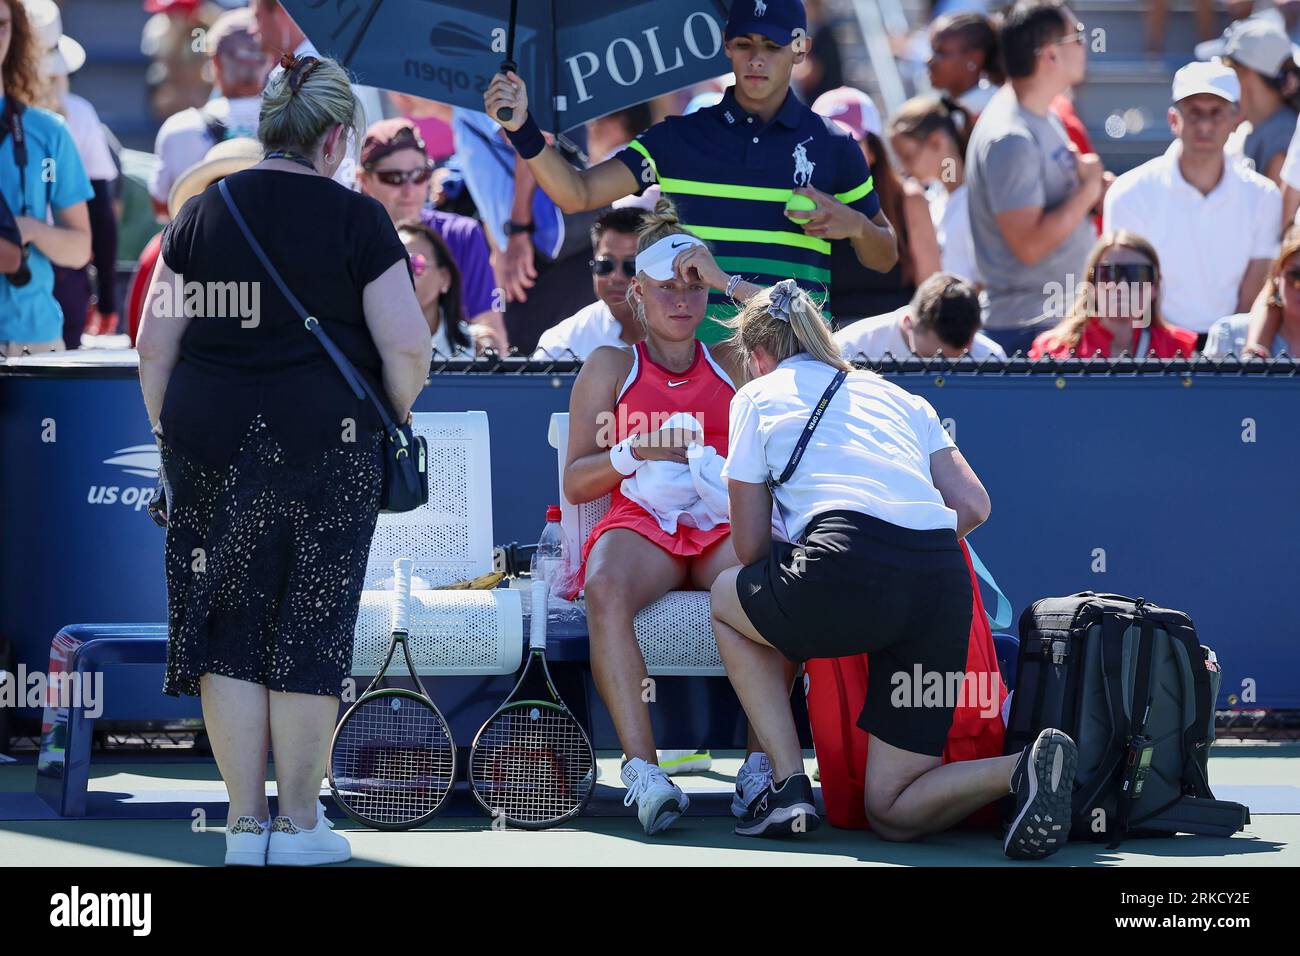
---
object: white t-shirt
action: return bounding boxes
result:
[721,353,958,542]
[833,307,1006,360]
[1103,142,1281,333]
[533,300,633,359]
[928,183,980,284]
[148,95,262,203]
[61,94,117,182]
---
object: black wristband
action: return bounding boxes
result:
[505,114,546,160]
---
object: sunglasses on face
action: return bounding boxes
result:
[1050,22,1086,47]
[371,165,435,187]
[591,256,637,278]
[1094,262,1157,284]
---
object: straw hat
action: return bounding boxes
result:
[22,0,86,77]
[168,137,263,218]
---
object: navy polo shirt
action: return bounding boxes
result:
[615,88,880,343]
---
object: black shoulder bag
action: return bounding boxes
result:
[766,367,847,541]
[218,179,428,513]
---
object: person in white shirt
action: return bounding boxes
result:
[835,273,1006,361]
[887,95,981,285]
[1104,61,1281,338]
[709,278,1077,858]
[149,8,267,217]
[533,208,645,359]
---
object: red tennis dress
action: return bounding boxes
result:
[580,340,736,576]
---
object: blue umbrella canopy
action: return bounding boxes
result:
[280,0,734,132]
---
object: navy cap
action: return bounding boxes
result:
[725,0,807,46]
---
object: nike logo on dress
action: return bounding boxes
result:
[667,379,690,387]
[671,240,691,249]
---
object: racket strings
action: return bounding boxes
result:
[331,695,455,826]
[470,704,595,825]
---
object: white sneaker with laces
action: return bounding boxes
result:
[732,752,773,818]
[621,757,690,835]
[267,805,350,866]
[224,816,270,866]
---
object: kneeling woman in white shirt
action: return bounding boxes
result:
[712,279,1077,860]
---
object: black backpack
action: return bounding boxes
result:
[1005,592,1249,847]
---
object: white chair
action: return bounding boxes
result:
[548,412,724,676]
[353,412,523,676]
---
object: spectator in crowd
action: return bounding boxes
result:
[586,102,659,211]
[814,86,939,317]
[1217,17,1300,183]
[533,207,645,359]
[127,137,262,345]
[484,0,897,348]
[140,0,216,122]
[1205,226,1300,356]
[965,1,1101,355]
[1104,61,1280,343]
[251,0,384,188]
[791,0,845,104]
[386,90,455,163]
[451,104,600,354]
[396,220,481,357]
[138,55,429,867]
[928,12,1004,115]
[1148,0,1254,56]
[0,0,92,357]
[888,95,979,284]
[356,119,506,351]
[1029,231,1198,358]
[24,0,120,346]
[835,272,1005,360]
[150,8,266,219]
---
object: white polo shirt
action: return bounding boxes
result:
[1103,142,1281,333]
[533,300,634,359]
[833,307,1006,361]
[721,353,957,542]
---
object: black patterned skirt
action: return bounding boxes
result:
[158,415,384,698]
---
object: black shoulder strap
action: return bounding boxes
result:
[217,178,401,437]
[768,367,847,491]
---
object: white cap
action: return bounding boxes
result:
[635,234,707,281]
[22,0,85,77]
[1172,60,1240,104]
[1220,17,1298,79]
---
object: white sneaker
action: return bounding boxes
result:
[224,816,270,866]
[732,752,773,818]
[267,805,351,866]
[621,757,690,835]
[657,749,713,775]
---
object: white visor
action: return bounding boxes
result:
[635,234,706,281]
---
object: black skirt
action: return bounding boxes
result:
[736,509,971,756]
[159,415,384,698]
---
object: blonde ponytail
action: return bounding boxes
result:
[259,55,365,158]
[725,280,850,372]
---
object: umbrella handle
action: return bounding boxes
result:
[497,59,518,123]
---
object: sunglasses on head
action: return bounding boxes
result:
[1094,262,1157,284]
[371,165,435,187]
[591,255,637,278]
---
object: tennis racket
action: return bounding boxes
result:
[328,558,457,830]
[469,579,596,829]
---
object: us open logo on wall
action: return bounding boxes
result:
[87,442,161,512]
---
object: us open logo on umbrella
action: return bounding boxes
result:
[87,444,161,511]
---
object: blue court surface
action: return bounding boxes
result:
[1,747,1295,867]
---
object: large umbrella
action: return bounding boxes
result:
[280,0,734,132]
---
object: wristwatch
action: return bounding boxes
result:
[503,219,535,237]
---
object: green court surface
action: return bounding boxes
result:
[1,746,1295,867]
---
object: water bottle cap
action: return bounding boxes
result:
[546,505,562,522]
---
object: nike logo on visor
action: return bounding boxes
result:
[667,379,690,387]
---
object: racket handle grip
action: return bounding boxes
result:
[530,578,548,650]
[392,558,413,633]
[497,60,517,123]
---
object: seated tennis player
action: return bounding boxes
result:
[563,199,753,835]
[710,280,1078,859]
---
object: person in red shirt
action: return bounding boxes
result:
[1030,230,1199,359]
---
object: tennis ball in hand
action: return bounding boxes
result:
[785,194,819,224]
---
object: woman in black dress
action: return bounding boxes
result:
[137,54,431,866]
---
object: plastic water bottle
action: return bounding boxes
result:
[530,505,565,588]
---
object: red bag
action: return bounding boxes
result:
[804,539,1007,830]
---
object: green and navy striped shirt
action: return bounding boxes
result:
[614,88,880,343]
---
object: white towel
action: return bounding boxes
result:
[620,413,730,534]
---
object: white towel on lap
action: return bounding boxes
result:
[620,413,730,534]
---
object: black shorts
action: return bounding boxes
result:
[736,510,972,757]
